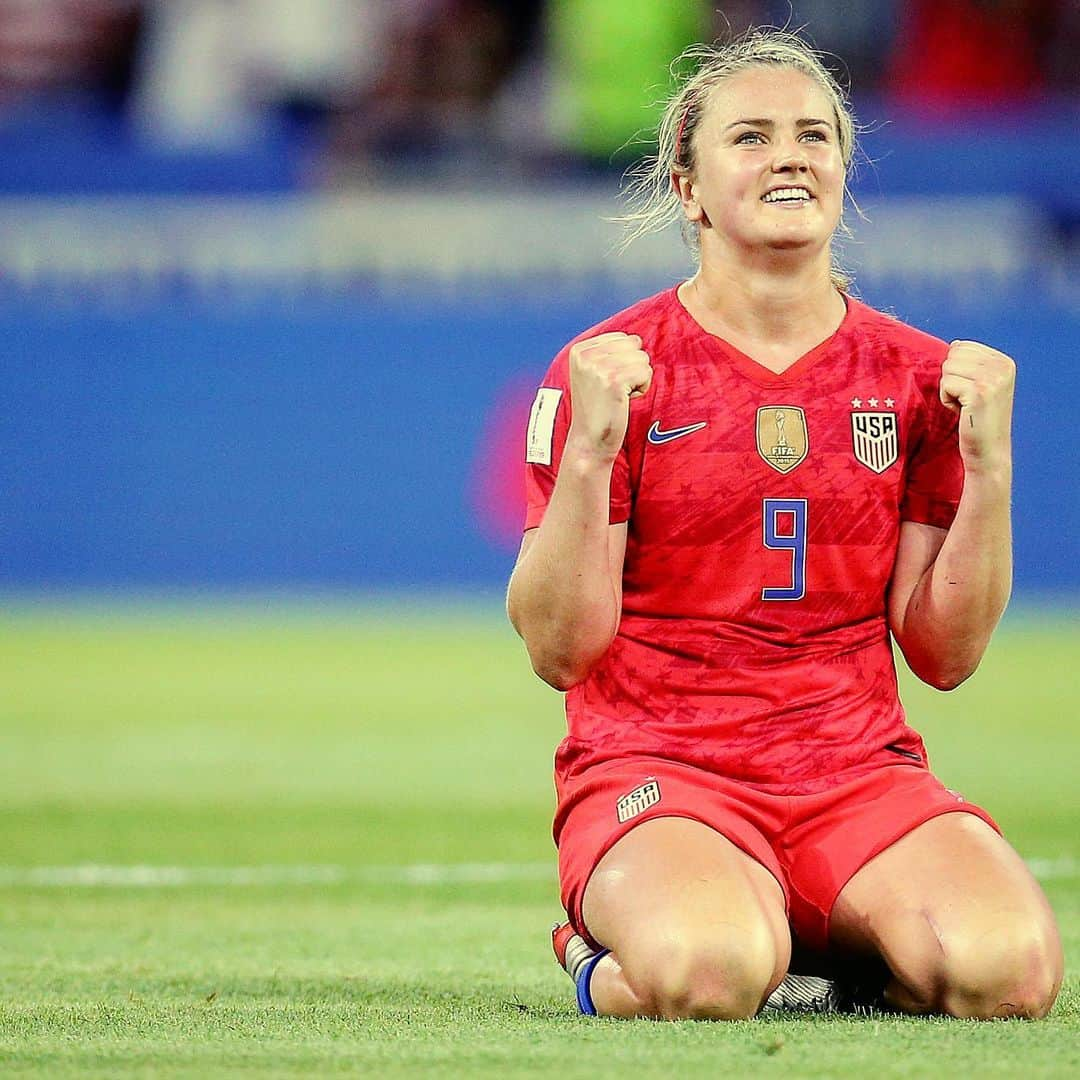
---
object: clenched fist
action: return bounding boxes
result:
[940,340,1015,473]
[567,332,653,459]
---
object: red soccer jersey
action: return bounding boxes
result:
[524,287,963,793]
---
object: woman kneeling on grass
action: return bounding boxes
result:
[506,27,1062,1020]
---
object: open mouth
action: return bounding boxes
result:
[762,187,813,204]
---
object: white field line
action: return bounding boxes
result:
[0,857,1073,888]
[1022,856,1078,881]
[0,862,555,888]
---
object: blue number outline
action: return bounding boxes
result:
[762,498,807,601]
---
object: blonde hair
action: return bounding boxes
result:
[617,27,860,291]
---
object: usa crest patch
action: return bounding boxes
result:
[616,779,661,823]
[851,411,899,473]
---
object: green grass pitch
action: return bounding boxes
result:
[0,598,1076,1077]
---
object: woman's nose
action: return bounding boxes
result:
[772,141,809,172]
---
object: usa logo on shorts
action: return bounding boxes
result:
[616,779,661,823]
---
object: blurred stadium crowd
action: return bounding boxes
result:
[2,3,1077,597]
[0,0,1077,182]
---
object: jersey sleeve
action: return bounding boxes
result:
[522,349,632,531]
[900,384,963,530]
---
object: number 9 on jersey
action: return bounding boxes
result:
[762,499,807,601]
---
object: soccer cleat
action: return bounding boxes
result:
[760,972,841,1014]
[826,977,888,1016]
[761,972,888,1016]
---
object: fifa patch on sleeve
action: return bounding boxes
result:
[616,779,661,823]
[525,388,562,465]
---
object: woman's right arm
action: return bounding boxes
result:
[506,332,652,690]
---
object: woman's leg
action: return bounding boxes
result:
[829,813,1063,1018]
[579,816,791,1019]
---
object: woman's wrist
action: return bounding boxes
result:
[562,429,622,470]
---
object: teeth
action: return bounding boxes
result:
[763,188,811,203]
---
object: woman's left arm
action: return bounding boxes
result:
[888,341,1015,690]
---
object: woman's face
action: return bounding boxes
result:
[677,65,845,261]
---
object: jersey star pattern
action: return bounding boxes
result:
[524,287,963,795]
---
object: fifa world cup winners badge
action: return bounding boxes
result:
[756,406,808,474]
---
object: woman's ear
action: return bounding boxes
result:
[672,171,702,223]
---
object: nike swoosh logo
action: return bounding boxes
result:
[647,420,707,445]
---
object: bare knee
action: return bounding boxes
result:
[624,923,786,1021]
[940,925,1063,1019]
[894,914,1063,1019]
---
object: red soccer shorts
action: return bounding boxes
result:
[554,755,999,952]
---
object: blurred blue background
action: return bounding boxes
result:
[1,0,1078,601]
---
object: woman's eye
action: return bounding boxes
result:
[735,131,765,144]
[801,129,827,142]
